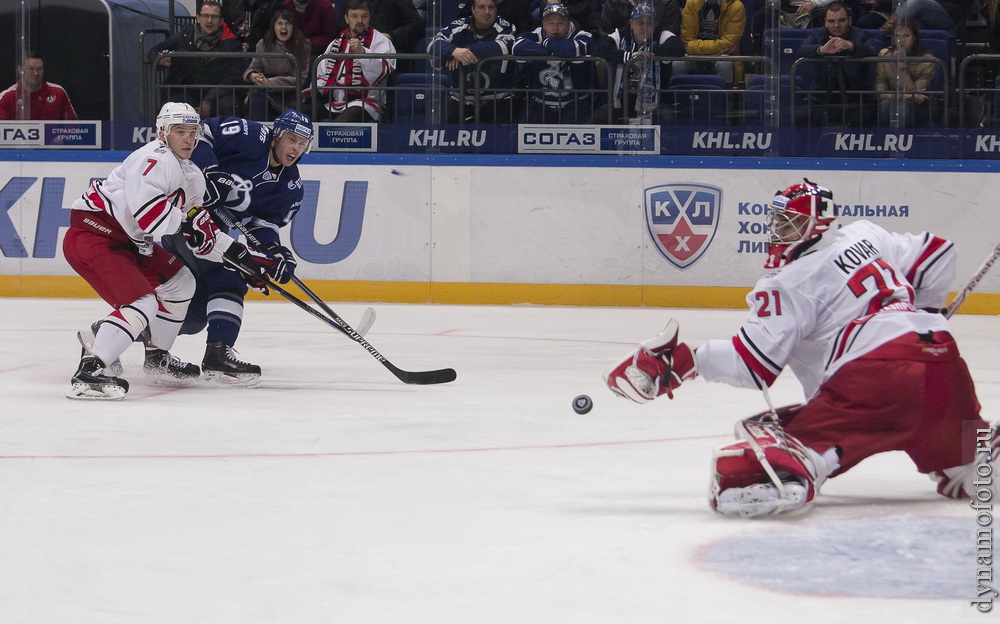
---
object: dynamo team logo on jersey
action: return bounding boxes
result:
[644,183,721,270]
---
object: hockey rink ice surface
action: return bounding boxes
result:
[2,297,997,623]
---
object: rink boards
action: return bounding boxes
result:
[2,151,1000,313]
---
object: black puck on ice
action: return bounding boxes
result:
[572,394,593,414]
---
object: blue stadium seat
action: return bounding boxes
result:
[743,73,803,124]
[862,28,885,52]
[392,73,452,123]
[669,74,727,124]
[762,28,814,75]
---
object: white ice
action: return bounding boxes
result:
[1,297,996,623]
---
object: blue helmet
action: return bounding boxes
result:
[272,109,313,154]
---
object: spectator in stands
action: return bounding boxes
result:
[282,0,339,57]
[875,17,936,127]
[513,3,596,123]
[457,0,533,35]
[147,0,247,117]
[598,0,680,39]
[309,0,397,122]
[590,3,684,123]
[222,0,255,49]
[244,9,312,120]
[855,0,892,29]
[531,0,601,34]
[673,0,746,86]
[0,52,78,120]
[428,0,517,123]
[344,0,425,55]
[894,0,957,33]
[795,1,876,126]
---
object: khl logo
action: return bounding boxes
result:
[644,183,721,270]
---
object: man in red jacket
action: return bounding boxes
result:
[0,53,78,120]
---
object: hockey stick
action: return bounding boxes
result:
[945,238,1000,318]
[222,253,456,385]
[205,205,376,336]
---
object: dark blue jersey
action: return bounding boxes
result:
[192,116,304,248]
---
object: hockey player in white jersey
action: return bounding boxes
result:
[63,102,275,400]
[605,179,992,517]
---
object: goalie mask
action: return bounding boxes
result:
[765,179,835,269]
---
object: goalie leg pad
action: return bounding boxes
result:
[710,419,841,518]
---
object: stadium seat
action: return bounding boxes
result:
[669,74,727,124]
[762,28,813,75]
[392,72,452,123]
[743,73,803,125]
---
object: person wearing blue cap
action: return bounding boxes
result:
[590,2,684,123]
[597,0,680,38]
[512,3,596,123]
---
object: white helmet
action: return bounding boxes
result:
[156,102,201,139]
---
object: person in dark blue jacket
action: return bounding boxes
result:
[512,3,596,123]
[162,109,313,386]
[428,0,518,123]
[794,1,876,126]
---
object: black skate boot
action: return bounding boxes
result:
[77,321,125,376]
[144,348,201,384]
[202,341,261,387]
[67,355,129,400]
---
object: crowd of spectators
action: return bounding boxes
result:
[4,0,978,127]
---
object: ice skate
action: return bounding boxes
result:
[77,321,125,376]
[202,341,261,387]
[67,355,129,400]
[143,348,201,385]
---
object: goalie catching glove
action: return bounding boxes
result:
[604,319,696,403]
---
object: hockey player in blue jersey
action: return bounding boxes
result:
[162,109,313,386]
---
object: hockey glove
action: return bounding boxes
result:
[181,207,221,257]
[264,242,297,284]
[603,319,696,403]
[203,168,239,212]
[223,242,276,293]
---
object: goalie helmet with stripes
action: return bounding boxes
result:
[765,178,835,269]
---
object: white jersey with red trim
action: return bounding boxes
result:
[70,139,206,250]
[695,220,956,398]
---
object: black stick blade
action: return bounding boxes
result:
[391,366,458,385]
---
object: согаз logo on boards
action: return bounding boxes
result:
[644,183,721,270]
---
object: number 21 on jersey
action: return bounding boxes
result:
[755,290,782,317]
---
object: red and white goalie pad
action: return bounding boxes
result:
[931,424,999,499]
[710,418,840,518]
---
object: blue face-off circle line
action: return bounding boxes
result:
[692,515,979,600]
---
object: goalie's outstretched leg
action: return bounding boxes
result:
[710,416,841,518]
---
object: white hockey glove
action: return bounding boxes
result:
[603,319,697,403]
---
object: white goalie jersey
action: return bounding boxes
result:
[695,220,956,398]
[70,139,206,249]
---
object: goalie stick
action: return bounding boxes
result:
[222,252,456,385]
[205,205,376,336]
[945,238,1000,318]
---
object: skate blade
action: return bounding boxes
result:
[66,381,127,401]
[145,372,202,387]
[202,370,261,388]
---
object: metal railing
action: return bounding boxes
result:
[790,55,950,128]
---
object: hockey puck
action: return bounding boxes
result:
[572,394,593,414]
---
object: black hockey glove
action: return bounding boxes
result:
[203,168,239,213]
[264,241,297,284]
[223,242,276,294]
